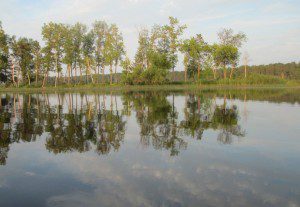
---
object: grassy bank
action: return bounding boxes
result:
[1,82,300,93]
[1,74,299,93]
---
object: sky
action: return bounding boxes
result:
[0,0,300,69]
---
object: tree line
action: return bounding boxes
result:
[0,17,249,87]
[235,62,300,80]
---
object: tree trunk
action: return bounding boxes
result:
[75,67,78,84]
[71,65,73,83]
[97,66,100,84]
[212,67,216,79]
[27,74,31,86]
[114,63,118,83]
[35,66,38,86]
[67,64,71,85]
[197,63,201,82]
[88,60,94,84]
[55,76,57,87]
[80,67,83,84]
[102,64,105,84]
[223,66,227,79]
[55,71,58,88]
[244,65,247,78]
[230,65,234,79]
[42,71,48,88]
[173,67,175,82]
[17,70,20,87]
[110,64,113,85]
[11,62,16,86]
[184,65,187,83]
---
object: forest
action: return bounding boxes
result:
[0,17,298,88]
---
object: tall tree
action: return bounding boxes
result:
[82,31,95,84]
[0,21,10,84]
[163,16,186,82]
[13,37,35,85]
[93,20,108,84]
[212,44,239,79]
[42,22,65,87]
[217,28,247,79]
[104,24,117,85]
[204,52,218,79]
[218,28,247,48]
[112,25,125,82]
[9,36,21,86]
[72,23,87,84]
[134,28,150,70]
[41,45,54,88]
[62,24,75,85]
[243,52,250,78]
[32,40,42,86]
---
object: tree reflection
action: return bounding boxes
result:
[211,97,245,144]
[0,91,246,164]
[180,94,213,140]
[0,95,12,165]
[123,92,187,156]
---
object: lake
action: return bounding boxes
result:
[0,89,300,207]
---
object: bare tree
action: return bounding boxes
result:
[243,52,250,78]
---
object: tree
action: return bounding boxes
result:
[72,23,87,84]
[82,31,95,84]
[121,56,133,84]
[217,28,247,79]
[104,24,118,85]
[194,34,210,81]
[243,52,250,78]
[112,26,125,82]
[163,16,186,82]
[180,34,209,82]
[93,20,108,84]
[212,44,239,79]
[0,21,10,84]
[62,24,75,85]
[134,28,150,70]
[217,28,247,48]
[11,37,35,85]
[32,40,42,86]
[204,52,218,79]
[41,45,54,88]
[131,23,176,85]
[42,22,65,87]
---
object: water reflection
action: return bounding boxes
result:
[0,91,246,164]
[1,90,300,207]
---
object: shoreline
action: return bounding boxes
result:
[1,83,300,93]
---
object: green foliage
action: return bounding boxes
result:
[163,16,187,70]
[202,74,287,85]
[128,17,186,85]
[42,22,65,75]
[212,44,239,68]
[217,28,247,48]
[0,21,9,82]
[236,62,300,80]
[93,20,108,70]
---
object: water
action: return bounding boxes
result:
[0,89,300,207]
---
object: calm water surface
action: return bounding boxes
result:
[0,89,300,207]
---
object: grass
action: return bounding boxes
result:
[1,74,300,93]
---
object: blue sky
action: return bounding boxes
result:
[0,0,300,67]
